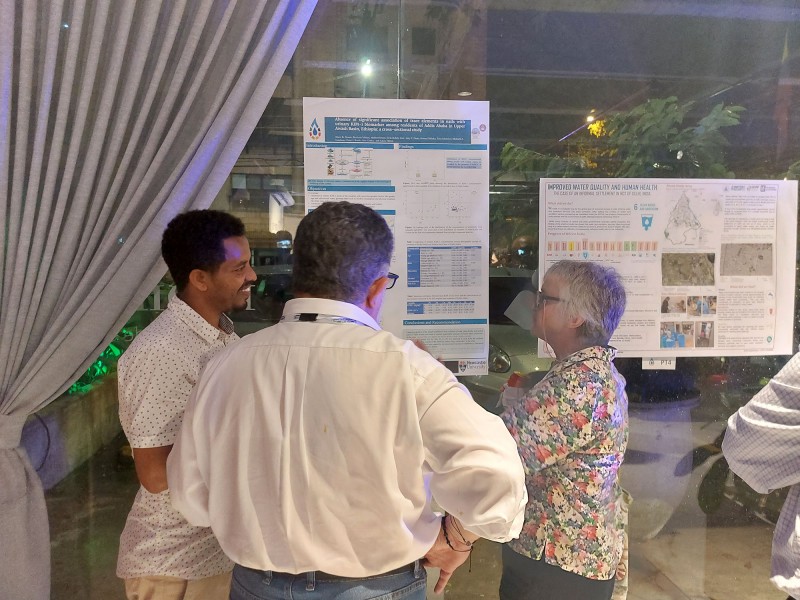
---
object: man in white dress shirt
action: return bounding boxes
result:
[117,210,257,600]
[167,201,527,600]
[723,354,800,600]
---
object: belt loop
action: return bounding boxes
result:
[306,571,316,591]
[413,559,422,579]
[262,570,273,585]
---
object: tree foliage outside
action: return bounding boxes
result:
[498,96,746,181]
[490,97,800,272]
[601,97,745,178]
[491,97,748,265]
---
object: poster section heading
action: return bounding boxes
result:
[538,178,798,358]
[323,116,470,144]
[307,179,395,193]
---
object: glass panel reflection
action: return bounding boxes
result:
[218,2,800,598]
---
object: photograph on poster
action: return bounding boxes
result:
[660,322,695,348]
[661,295,687,314]
[704,296,717,315]
[696,321,715,347]
[661,253,716,286]
[720,243,774,276]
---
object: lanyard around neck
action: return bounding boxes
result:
[281,313,373,327]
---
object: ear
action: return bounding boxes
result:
[187,268,211,293]
[566,313,585,331]
[364,276,388,310]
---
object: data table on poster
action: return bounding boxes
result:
[406,300,475,315]
[407,246,481,288]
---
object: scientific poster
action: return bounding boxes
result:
[304,97,490,374]
[539,178,798,357]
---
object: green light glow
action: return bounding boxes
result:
[66,329,133,395]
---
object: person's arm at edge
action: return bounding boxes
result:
[166,384,212,527]
[415,355,527,537]
[414,356,526,592]
[422,514,479,594]
[723,352,800,493]
[118,345,186,495]
[133,445,172,493]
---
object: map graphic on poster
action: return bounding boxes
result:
[664,192,705,245]
[303,98,491,375]
[539,178,798,358]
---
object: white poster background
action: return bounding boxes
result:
[303,98,490,375]
[539,178,798,358]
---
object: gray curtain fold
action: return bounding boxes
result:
[0,1,317,597]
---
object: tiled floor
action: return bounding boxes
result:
[47,434,785,600]
[47,433,138,599]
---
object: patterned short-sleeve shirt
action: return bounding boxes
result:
[116,296,237,580]
[501,346,628,580]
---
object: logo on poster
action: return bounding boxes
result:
[458,359,487,373]
[308,117,322,140]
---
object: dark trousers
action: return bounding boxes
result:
[499,544,615,600]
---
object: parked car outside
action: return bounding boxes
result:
[461,267,551,412]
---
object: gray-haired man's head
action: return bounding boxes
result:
[292,201,394,305]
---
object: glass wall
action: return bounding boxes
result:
[207,2,799,598]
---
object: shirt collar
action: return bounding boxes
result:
[167,296,235,342]
[281,297,381,330]
[553,345,616,369]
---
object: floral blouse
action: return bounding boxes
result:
[501,345,628,580]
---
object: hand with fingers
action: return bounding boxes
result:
[422,515,477,594]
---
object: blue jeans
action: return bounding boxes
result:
[230,561,426,600]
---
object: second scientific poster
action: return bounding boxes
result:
[303,97,490,375]
[539,178,798,357]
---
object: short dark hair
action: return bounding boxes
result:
[292,201,393,303]
[161,210,246,291]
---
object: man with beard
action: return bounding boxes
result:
[117,210,256,600]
